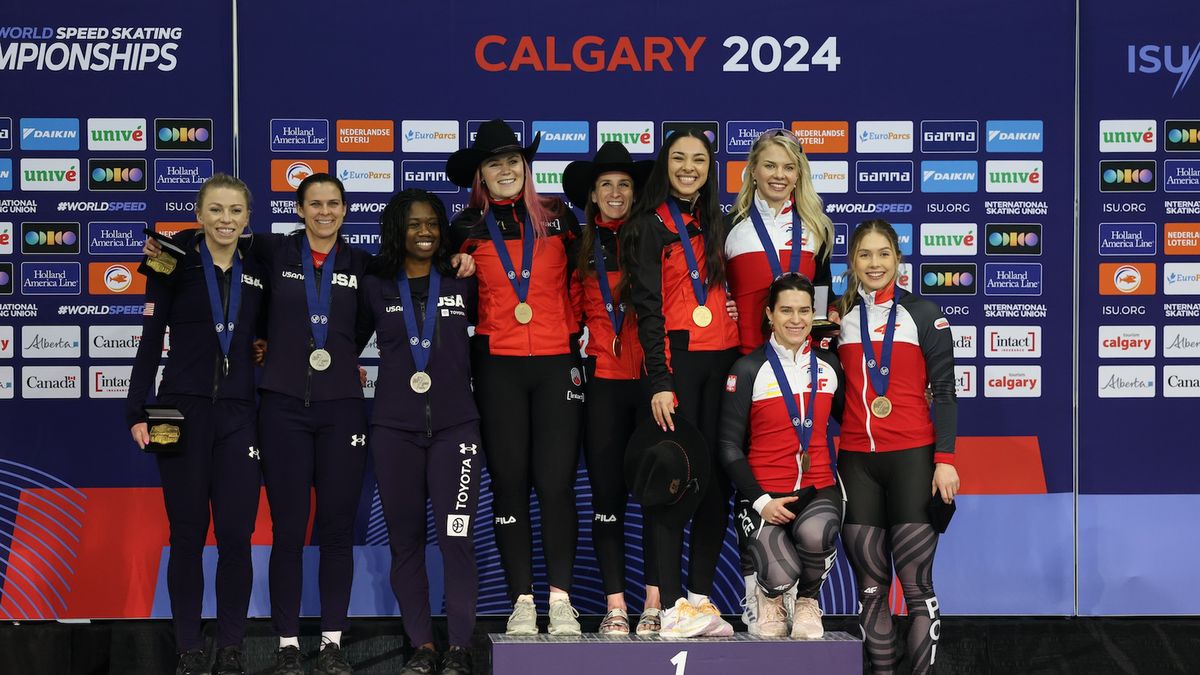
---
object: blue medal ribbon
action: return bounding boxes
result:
[484,210,534,305]
[747,202,803,279]
[665,199,708,308]
[858,284,903,398]
[763,339,821,460]
[300,236,335,350]
[198,238,242,377]
[397,268,442,374]
[591,226,624,338]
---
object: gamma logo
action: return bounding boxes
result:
[88,159,147,191]
[1165,120,1200,151]
[919,263,976,296]
[21,222,80,254]
[401,160,459,194]
[154,118,213,151]
[855,160,913,194]
[1127,44,1198,98]
[920,120,978,153]
[1099,160,1155,192]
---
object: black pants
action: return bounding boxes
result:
[582,370,657,595]
[372,421,482,648]
[652,346,738,607]
[258,392,367,637]
[156,394,260,652]
[473,351,583,598]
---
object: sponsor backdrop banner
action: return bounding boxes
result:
[1078,1,1200,614]
[0,0,1090,620]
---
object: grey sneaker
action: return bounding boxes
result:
[506,597,538,636]
[547,598,582,636]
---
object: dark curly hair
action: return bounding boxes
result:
[369,189,454,278]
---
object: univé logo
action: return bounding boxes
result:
[596,121,654,154]
[1127,44,1198,98]
[985,160,1042,193]
[1099,262,1155,295]
[1099,120,1156,153]
[20,158,80,191]
[532,161,570,195]
[154,118,213,151]
[87,118,147,151]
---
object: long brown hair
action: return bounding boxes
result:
[839,219,903,316]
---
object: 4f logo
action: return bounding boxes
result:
[248,445,260,460]
[350,434,367,447]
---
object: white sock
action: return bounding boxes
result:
[549,591,569,604]
[321,631,341,647]
[687,591,709,606]
[516,593,535,604]
[279,636,299,649]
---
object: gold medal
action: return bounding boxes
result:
[612,336,622,358]
[410,371,432,393]
[692,305,713,327]
[871,395,893,418]
[514,302,534,324]
[800,452,811,472]
[146,252,177,275]
[149,423,181,445]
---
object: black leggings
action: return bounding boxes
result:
[583,370,657,595]
[840,446,941,675]
[737,487,842,599]
[473,351,583,599]
[651,346,738,607]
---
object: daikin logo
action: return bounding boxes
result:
[1127,44,1199,97]
[985,121,1043,152]
[532,121,589,153]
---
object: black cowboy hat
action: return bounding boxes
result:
[445,119,541,188]
[561,141,655,210]
[624,416,710,527]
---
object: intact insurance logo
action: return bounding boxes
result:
[984,325,1041,358]
[532,161,570,195]
[89,365,132,399]
[920,120,978,153]
[919,223,976,256]
[22,366,81,400]
[401,120,459,153]
[986,223,1042,256]
[271,159,328,192]
[920,161,977,193]
[984,365,1042,398]
[1100,160,1155,192]
[984,262,1042,296]
[1098,325,1156,359]
[155,159,213,192]
[1099,262,1156,295]
[726,121,783,155]
[401,160,459,193]
[271,119,329,152]
[1164,262,1200,295]
[1165,120,1200,151]
[20,325,80,358]
[1127,44,1198,98]
[985,120,1043,152]
[808,161,848,194]
[596,121,654,154]
[0,158,10,191]
[154,119,213,151]
[336,160,394,192]
[19,117,79,151]
[855,160,913,193]
[1097,365,1155,399]
[1163,159,1200,193]
[532,121,589,154]
[20,158,80,191]
[1099,120,1156,153]
[88,222,146,256]
[468,120,524,145]
[88,159,147,191]
[855,121,913,153]
[1098,222,1156,256]
[87,118,146,151]
[985,160,1042,193]
[920,263,976,295]
[955,365,976,398]
[21,222,80,254]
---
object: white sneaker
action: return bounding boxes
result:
[749,588,787,638]
[741,577,758,627]
[783,585,798,632]
[790,596,825,639]
[694,599,734,637]
[659,598,715,638]
[506,596,538,636]
[548,598,582,636]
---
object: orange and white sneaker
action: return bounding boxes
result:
[659,598,715,638]
[790,596,825,639]
[694,599,734,637]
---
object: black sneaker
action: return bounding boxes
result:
[272,645,304,675]
[211,646,245,675]
[176,649,208,675]
[441,646,474,675]
[315,642,353,675]
[399,646,438,675]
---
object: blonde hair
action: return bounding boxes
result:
[196,173,252,210]
[732,134,833,261]
[839,219,903,317]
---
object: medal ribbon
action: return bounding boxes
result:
[484,210,534,305]
[763,339,821,460]
[747,203,803,279]
[300,236,335,350]
[398,268,442,374]
[858,284,903,398]
[665,199,707,308]
[591,226,624,338]
[198,238,242,375]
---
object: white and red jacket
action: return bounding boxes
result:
[718,335,844,512]
[724,195,831,354]
[836,283,957,464]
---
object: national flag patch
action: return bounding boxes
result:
[726,374,738,392]
[143,302,155,316]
